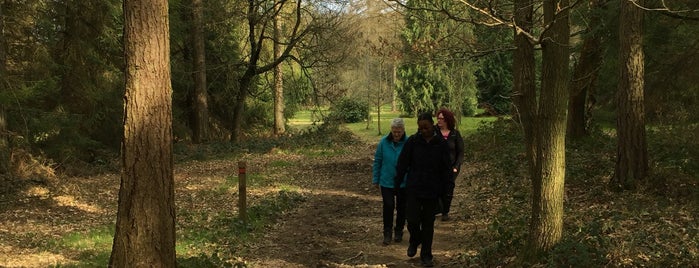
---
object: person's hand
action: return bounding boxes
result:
[453,168,458,173]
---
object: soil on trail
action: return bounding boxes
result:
[0,134,485,268]
[244,143,482,268]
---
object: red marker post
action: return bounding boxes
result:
[238,161,247,224]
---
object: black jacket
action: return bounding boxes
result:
[394,129,451,199]
[443,128,465,173]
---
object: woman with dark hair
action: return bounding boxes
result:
[435,108,464,221]
[394,112,451,267]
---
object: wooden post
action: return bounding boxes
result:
[238,161,247,223]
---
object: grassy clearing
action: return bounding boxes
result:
[286,108,327,132]
[337,105,499,144]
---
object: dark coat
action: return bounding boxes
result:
[443,128,465,174]
[394,129,451,199]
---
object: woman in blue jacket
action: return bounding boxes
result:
[372,118,408,245]
[394,112,450,267]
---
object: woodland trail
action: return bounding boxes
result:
[242,140,486,267]
[0,131,491,267]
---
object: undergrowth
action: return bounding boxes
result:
[174,122,360,162]
[176,190,306,268]
[460,119,698,267]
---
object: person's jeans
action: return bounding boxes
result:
[440,173,457,215]
[406,192,438,259]
[381,186,406,234]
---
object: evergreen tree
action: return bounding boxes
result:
[397,0,477,117]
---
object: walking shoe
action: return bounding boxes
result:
[383,231,392,245]
[407,244,418,257]
[420,257,434,267]
[394,231,403,243]
[383,236,391,245]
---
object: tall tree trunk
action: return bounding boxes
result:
[567,0,606,139]
[273,14,285,136]
[232,73,253,143]
[191,0,208,143]
[513,0,537,179]
[377,61,383,136]
[110,0,176,266]
[0,0,8,174]
[392,63,397,112]
[56,1,82,114]
[527,0,570,261]
[612,0,648,190]
[231,0,260,143]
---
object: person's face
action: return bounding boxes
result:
[390,126,404,141]
[418,119,433,139]
[437,113,446,128]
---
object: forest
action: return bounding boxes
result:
[0,0,697,267]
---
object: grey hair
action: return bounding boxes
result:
[390,118,405,129]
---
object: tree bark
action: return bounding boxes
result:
[527,0,570,261]
[273,14,285,136]
[567,0,606,139]
[191,0,209,143]
[392,63,397,112]
[0,0,8,173]
[612,0,648,190]
[513,0,537,179]
[110,0,176,266]
[232,72,253,143]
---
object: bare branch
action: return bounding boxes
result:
[627,0,699,13]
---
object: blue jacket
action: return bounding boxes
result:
[373,133,407,188]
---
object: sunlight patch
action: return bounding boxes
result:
[53,195,102,213]
[0,248,74,267]
[25,186,50,199]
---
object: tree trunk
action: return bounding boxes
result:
[191,0,208,143]
[377,60,383,136]
[273,14,285,136]
[392,63,397,112]
[526,0,570,261]
[513,0,537,178]
[567,0,606,139]
[612,0,648,190]
[110,0,176,266]
[232,73,252,143]
[0,0,9,174]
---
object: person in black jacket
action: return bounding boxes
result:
[435,108,465,221]
[394,112,451,267]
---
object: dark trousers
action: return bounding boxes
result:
[406,192,438,259]
[439,172,458,215]
[381,186,406,235]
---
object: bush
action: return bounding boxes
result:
[328,98,369,123]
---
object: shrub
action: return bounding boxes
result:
[328,98,369,123]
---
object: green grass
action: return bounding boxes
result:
[287,107,328,131]
[344,105,499,144]
[50,188,304,267]
[48,227,114,267]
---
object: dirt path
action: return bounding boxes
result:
[243,142,482,267]
[0,134,486,267]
